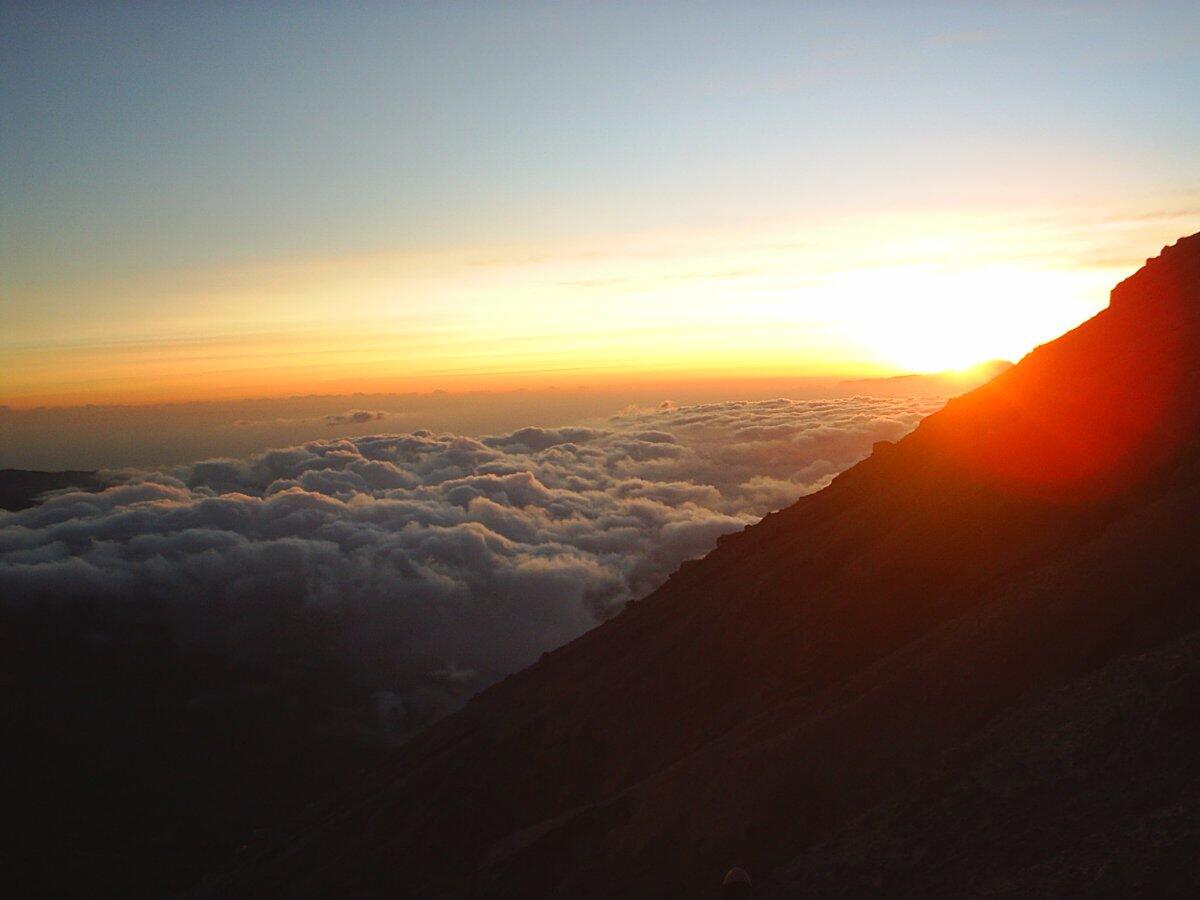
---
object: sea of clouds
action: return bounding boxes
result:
[0,396,940,737]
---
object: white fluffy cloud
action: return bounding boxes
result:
[0,396,939,737]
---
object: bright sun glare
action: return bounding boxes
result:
[830,265,1109,372]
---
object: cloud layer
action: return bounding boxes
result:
[0,396,939,737]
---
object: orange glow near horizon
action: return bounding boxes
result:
[3,207,1193,408]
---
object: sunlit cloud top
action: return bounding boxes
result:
[3,3,1199,405]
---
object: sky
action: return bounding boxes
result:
[3,1,1199,407]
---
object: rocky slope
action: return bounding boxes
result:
[208,234,1200,897]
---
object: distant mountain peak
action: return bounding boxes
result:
[836,359,1013,398]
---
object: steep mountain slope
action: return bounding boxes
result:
[210,234,1200,897]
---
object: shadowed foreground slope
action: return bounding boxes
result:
[210,234,1200,897]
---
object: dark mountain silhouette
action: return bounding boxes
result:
[205,233,1200,897]
[0,469,101,511]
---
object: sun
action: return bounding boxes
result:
[870,318,1004,372]
[829,265,1106,373]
